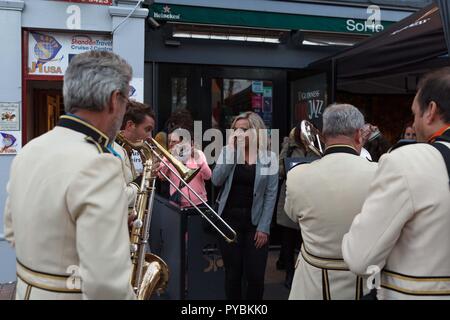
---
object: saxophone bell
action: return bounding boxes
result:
[116,132,170,300]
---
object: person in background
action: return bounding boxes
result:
[154,109,195,198]
[360,124,391,162]
[342,67,450,300]
[275,125,308,289]
[114,101,156,210]
[285,104,377,300]
[359,123,377,161]
[364,133,391,162]
[212,111,278,300]
[158,127,211,208]
[402,122,417,141]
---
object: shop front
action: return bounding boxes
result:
[144,1,417,249]
[0,0,148,283]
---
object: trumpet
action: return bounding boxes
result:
[300,120,326,157]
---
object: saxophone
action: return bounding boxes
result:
[116,132,169,300]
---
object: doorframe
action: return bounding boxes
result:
[155,62,289,206]
[156,63,289,138]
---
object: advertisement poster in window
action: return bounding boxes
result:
[291,73,328,130]
[28,32,113,76]
[0,132,21,155]
[0,103,20,131]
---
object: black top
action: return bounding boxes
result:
[225,163,256,210]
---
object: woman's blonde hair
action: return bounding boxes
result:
[230,111,266,131]
[230,111,268,150]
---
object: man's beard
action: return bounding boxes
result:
[108,118,123,141]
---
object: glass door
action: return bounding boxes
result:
[211,78,274,133]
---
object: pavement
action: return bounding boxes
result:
[263,248,292,300]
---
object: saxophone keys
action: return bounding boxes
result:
[133,219,143,228]
[130,244,138,253]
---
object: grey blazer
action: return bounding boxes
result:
[212,145,279,234]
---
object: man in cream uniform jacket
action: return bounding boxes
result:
[285,104,377,300]
[342,68,450,300]
[3,51,136,300]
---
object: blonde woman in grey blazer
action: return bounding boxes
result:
[212,111,278,300]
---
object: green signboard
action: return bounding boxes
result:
[151,3,394,35]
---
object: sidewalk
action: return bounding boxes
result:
[263,249,291,300]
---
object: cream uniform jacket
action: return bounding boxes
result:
[285,146,377,300]
[342,138,450,300]
[3,115,136,300]
[114,141,139,208]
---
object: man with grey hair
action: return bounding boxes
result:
[285,103,377,300]
[3,51,136,300]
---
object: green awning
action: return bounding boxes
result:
[150,3,394,35]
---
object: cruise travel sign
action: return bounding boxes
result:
[28,32,113,76]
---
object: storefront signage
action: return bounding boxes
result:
[0,103,20,131]
[153,5,181,20]
[291,73,328,130]
[251,81,273,127]
[0,102,21,155]
[0,131,21,155]
[130,78,144,103]
[151,3,393,35]
[28,32,113,76]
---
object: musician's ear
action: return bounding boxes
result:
[355,128,363,146]
[124,120,135,131]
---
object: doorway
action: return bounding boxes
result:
[156,63,288,245]
[25,81,64,142]
[157,64,288,143]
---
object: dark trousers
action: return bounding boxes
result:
[219,207,269,300]
[279,226,302,279]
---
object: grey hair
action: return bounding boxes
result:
[322,103,365,137]
[63,51,132,113]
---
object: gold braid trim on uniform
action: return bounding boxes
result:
[85,136,103,153]
[381,283,450,296]
[324,144,358,153]
[17,274,82,294]
[16,260,82,294]
[322,269,331,300]
[24,285,32,300]
[355,276,363,300]
[60,115,109,148]
[384,270,450,282]
[300,245,349,271]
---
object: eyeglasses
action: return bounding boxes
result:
[117,90,129,104]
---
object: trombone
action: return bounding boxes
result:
[149,138,237,243]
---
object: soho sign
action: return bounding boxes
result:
[346,5,384,33]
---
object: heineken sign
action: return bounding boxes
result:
[151,3,394,35]
[153,5,181,20]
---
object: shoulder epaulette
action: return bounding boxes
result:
[85,136,108,153]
